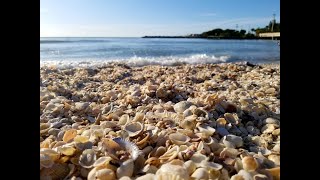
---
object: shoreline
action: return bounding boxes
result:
[40,62,280,179]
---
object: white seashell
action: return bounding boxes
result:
[197,124,216,138]
[169,133,191,145]
[263,118,280,125]
[231,169,253,180]
[124,122,144,137]
[119,114,130,125]
[117,159,134,178]
[159,145,179,163]
[156,163,189,180]
[79,149,97,168]
[112,138,142,161]
[174,101,193,113]
[184,160,197,175]
[224,135,243,148]
[135,173,155,180]
[191,168,209,179]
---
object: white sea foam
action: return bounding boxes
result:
[40,54,230,69]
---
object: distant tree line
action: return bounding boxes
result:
[199,28,256,39]
[251,21,280,35]
[199,20,280,39]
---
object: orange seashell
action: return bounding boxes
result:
[63,129,77,143]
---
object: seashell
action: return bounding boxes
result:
[230,169,252,180]
[253,174,269,180]
[174,101,193,113]
[100,121,118,129]
[197,124,216,138]
[140,164,159,174]
[117,159,134,178]
[224,113,239,124]
[74,135,89,143]
[63,129,77,143]
[192,108,208,118]
[40,148,60,162]
[57,146,76,156]
[124,122,144,137]
[234,158,243,173]
[40,153,54,168]
[119,114,130,125]
[242,156,258,172]
[263,118,280,126]
[75,141,93,151]
[266,167,280,180]
[183,160,197,175]
[133,112,145,123]
[142,146,153,156]
[261,124,276,134]
[179,119,196,130]
[88,166,116,180]
[191,168,209,180]
[273,144,280,153]
[272,129,280,136]
[169,133,190,145]
[135,173,155,180]
[150,146,166,157]
[224,135,243,148]
[183,109,193,117]
[79,149,97,168]
[156,163,189,180]
[201,161,223,171]
[216,118,227,128]
[208,168,221,180]
[267,155,280,166]
[176,128,194,137]
[159,145,179,163]
[190,152,208,167]
[40,163,70,180]
[220,148,240,159]
[112,137,142,161]
[145,157,161,167]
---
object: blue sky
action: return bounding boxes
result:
[40,0,280,37]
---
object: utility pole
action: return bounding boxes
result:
[271,13,276,40]
[271,13,276,32]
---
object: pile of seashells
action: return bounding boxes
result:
[40,63,280,180]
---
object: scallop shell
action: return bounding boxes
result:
[159,145,179,163]
[135,173,156,180]
[79,149,97,168]
[40,148,60,162]
[63,129,77,143]
[190,152,208,167]
[155,163,189,180]
[191,168,209,180]
[112,137,142,161]
[40,163,70,180]
[169,133,191,145]
[57,146,76,156]
[40,153,54,168]
[124,122,144,137]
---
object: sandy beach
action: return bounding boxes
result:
[40,62,280,180]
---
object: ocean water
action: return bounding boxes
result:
[40,37,280,68]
